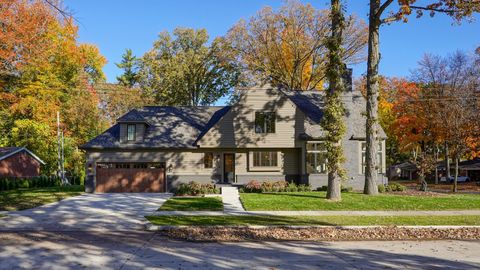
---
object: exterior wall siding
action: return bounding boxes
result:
[0,151,41,178]
[86,147,301,191]
[198,88,301,148]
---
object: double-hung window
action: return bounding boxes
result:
[204,152,214,169]
[252,151,278,167]
[127,124,136,141]
[255,112,275,133]
[361,141,384,174]
[306,142,327,174]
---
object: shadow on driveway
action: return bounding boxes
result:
[0,231,479,269]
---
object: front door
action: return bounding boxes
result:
[223,153,235,183]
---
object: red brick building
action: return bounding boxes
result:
[0,147,45,178]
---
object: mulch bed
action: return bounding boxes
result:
[159,226,480,241]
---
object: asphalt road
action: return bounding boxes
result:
[0,231,479,270]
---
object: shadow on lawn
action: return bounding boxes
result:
[0,231,479,269]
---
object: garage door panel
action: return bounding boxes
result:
[96,167,165,193]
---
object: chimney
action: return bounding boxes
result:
[342,67,353,92]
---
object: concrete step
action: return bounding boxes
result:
[221,186,239,195]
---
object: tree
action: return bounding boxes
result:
[220,0,367,90]
[0,0,107,176]
[97,83,145,123]
[138,28,239,106]
[116,49,139,87]
[356,76,410,166]
[363,0,479,195]
[322,0,347,201]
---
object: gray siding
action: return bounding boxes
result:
[198,87,301,148]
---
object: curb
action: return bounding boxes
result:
[145,223,480,231]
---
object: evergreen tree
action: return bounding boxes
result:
[116,49,139,87]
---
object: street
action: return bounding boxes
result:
[0,231,479,270]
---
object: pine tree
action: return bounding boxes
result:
[116,49,139,87]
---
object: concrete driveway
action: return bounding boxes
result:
[0,193,171,231]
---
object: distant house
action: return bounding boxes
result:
[0,147,45,178]
[81,79,388,193]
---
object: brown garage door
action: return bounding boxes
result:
[95,163,165,193]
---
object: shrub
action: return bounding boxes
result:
[297,184,312,192]
[386,182,407,192]
[285,182,298,192]
[243,180,262,193]
[173,181,219,196]
[378,184,386,193]
[341,185,353,193]
[316,185,328,192]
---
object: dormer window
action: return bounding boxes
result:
[127,124,136,141]
[255,112,275,133]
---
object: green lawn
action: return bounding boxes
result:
[240,192,480,211]
[159,197,223,211]
[0,185,84,211]
[146,215,480,226]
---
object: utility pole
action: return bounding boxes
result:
[57,111,67,185]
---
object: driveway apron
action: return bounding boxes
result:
[0,193,171,231]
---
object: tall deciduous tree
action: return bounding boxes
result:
[322,0,347,201]
[116,49,139,87]
[220,0,367,90]
[0,0,107,176]
[138,28,239,106]
[363,0,479,195]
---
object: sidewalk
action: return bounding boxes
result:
[150,209,480,216]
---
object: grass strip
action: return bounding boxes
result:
[146,215,480,226]
[0,185,84,211]
[159,197,223,211]
[240,192,480,211]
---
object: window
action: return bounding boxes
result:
[132,163,148,169]
[306,142,327,174]
[255,112,275,133]
[253,151,278,167]
[204,152,214,168]
[115,163,130,169]
[127,124,136,141]
[361,141,384,174]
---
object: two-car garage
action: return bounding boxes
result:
[95,163,166,193]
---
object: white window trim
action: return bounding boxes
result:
[306,141,328,175]
[253,111,276,134]
[203,152,215,170]
[248,151,281,171]
[359,140,386,175]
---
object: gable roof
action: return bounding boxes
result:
[281,89,387,140]
[0,147,45,164]
[81,106,231,149]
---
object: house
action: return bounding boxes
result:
[0,147,45,178]
[388,162,418,181]
[81,82,387,193]
[458,158,480,182]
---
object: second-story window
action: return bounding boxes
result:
[255,112,275,133]
[127,124,136,141]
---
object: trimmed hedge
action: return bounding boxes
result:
[240,180,312,193]
[0,176,61,191]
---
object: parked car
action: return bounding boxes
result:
[440,176,470,183]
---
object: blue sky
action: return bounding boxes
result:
[65,0,479,84]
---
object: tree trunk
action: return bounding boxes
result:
[434,146,439,184]
[453,156,459,193]
[325,0,344,201]
[445,142,450,180]
[419,174,428,192]
[364,0,380,195]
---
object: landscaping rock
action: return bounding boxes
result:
[158,226,480,241]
